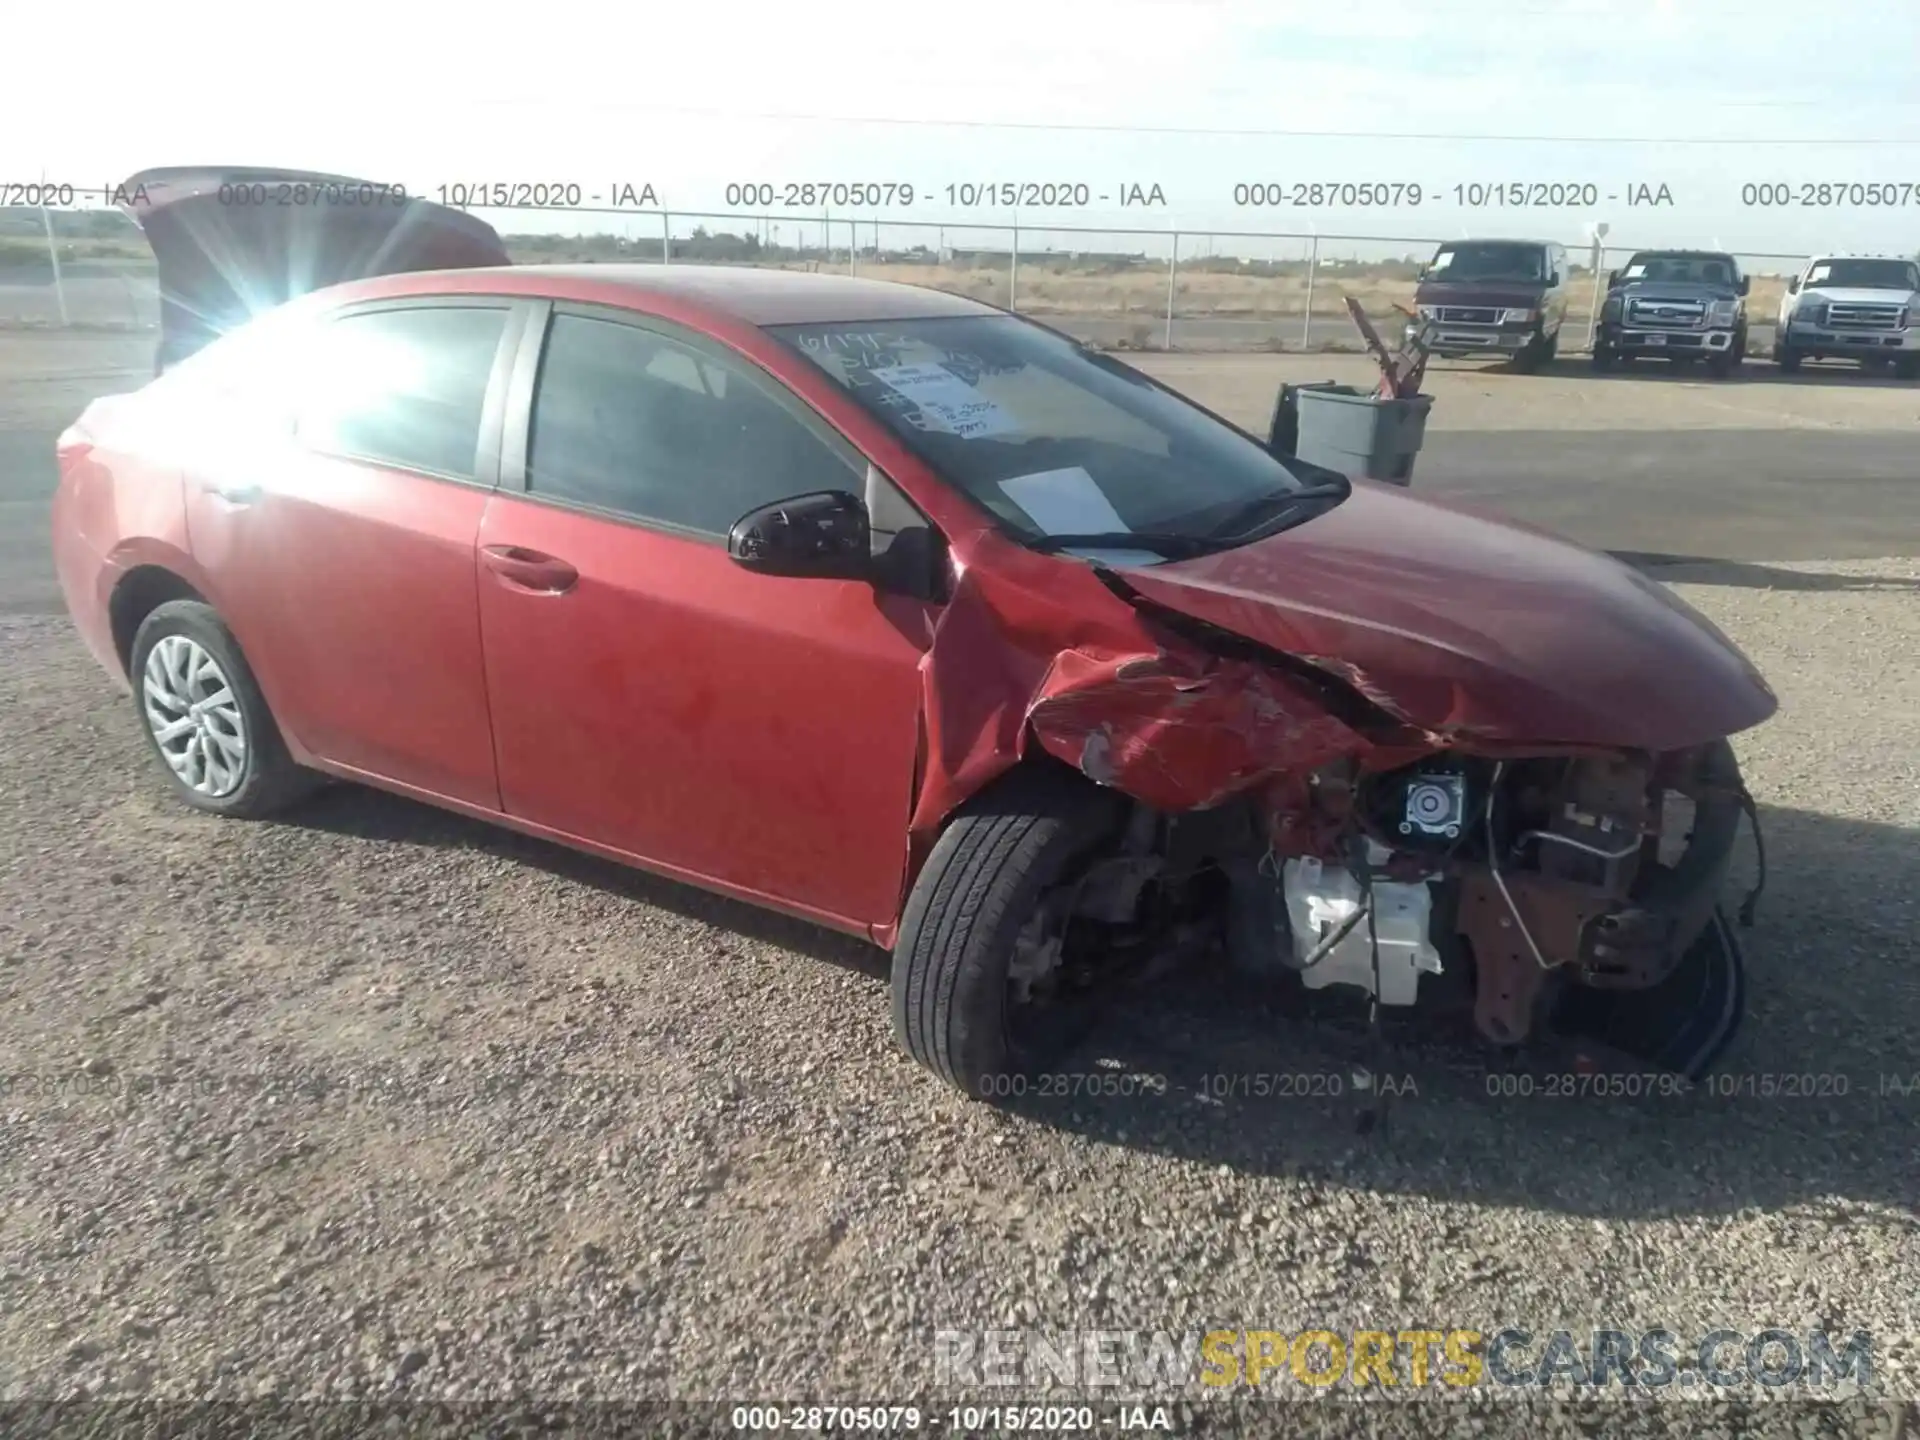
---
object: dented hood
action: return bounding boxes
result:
[118,166,510,366]
[1113,483,1777,752]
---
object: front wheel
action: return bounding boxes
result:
[891,766,1126,1096]
[1776,344,1802,374]
[1591,346,1615,373]
[1894,355,1920,380]
[129,600,321,818]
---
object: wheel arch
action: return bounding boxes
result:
[880,751,1133,950]
[110,565,208,676]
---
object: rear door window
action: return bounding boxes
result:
[294,305,511,480]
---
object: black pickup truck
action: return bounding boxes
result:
[1592,250,1749,378]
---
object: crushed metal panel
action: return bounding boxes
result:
[1025,647,1367,812]
[1458,871,1617,1044]
[907,540,1379,837]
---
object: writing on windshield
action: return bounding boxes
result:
[1427,244,1544,282]
[1622,255,1737,285]
[1806,260,1919,290]
[770,315,1321,550]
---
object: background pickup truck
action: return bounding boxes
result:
[1592,250,1749,378]
[1774,254,1920,378]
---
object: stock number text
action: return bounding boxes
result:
[731,1405,923,1431]
[219,181,408,207]
[726,182,915,209]
[1742,181,1920,207]
[1234,181,1424,208]
[974,1071,1169,1099]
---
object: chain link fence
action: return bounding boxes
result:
[0,203,1818,354]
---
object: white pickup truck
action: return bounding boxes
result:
[1774,254,1920,378]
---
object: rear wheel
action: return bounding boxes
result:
[891,766,1126,1097]
[129,600,321,818]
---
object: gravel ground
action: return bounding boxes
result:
[1,558,1916,1435]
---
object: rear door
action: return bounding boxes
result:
[183,296,526,806]
[474,302,936,931]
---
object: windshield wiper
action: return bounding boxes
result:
[1204,479,1351,540]
[1025,481,1351,563]
[1026,531,1216,560]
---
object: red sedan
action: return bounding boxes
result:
[53,249,1778,1095]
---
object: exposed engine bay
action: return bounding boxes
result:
[1045,740,1759,1080]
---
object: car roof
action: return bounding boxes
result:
[1628,248,1736,258]
[318,263,1003,327]
[1436,238,1558,248]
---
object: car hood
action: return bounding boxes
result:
[1113,483,1777,752]
[1415,279,1548,309]
[1798,285,1917,306]
[118,166,511,364]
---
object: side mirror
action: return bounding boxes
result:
[1738,275,1751,296]
[728,490,871,580]
[1786,276,1800,294]
[1606,270,1622,289]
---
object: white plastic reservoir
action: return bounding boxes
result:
[1282,854,1443,1006]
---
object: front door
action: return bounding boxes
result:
[475,306,935,931]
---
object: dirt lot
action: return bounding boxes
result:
[0,328,1916,1430]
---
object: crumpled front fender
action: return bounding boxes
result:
[905,535,1401,844]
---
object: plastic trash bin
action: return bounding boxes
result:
[1269,382,1433,487]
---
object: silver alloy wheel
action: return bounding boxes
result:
[142,634,248,798]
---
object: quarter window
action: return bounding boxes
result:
[525,312,859,534]
[295,306,510,479]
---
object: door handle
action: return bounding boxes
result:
[205,481,262,505]
[481,544,578,594]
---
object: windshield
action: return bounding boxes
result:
[769,315,1331,556]
[1621,253,1737,286]
[1425,242,1545,283]
[1804,258,1920,291]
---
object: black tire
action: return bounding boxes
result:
[1706,349,1737,379]
[1591,346,1615,373]
[1776,345,1802,374]
[891,766,1125,1096]
[129,599,322,819]
[1508,333,1546,373]
[1894,356,1920,381]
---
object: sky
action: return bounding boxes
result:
[5,0,1919,264]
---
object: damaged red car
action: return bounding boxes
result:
[53,182,1777,1095]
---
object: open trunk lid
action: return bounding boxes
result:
[118,167,512,371]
